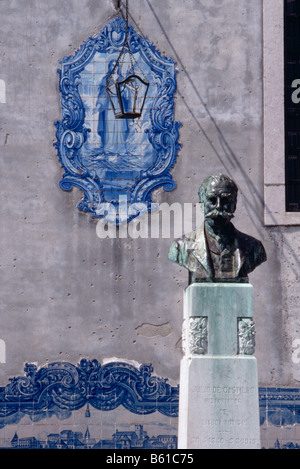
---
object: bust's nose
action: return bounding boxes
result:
[215,197,222,209]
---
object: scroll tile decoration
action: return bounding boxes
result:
[54,16,181,224]
[0,360,179,424]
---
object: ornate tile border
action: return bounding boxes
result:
[0,360,179,426]
[54,16,181,224]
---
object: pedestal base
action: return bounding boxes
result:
[178,355,260,449]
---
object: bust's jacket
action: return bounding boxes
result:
[168,222,267,283]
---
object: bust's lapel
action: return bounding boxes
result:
[190,225,214,277]
[233,230,246,276]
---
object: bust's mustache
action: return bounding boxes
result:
[205,209,234,221]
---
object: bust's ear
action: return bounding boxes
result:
[168,240,179,263]
[231,194,238,213]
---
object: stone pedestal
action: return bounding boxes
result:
[178,283,261,449]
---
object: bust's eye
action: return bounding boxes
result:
[221,196,229,205]
[208,196,217,205]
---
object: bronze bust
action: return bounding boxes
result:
[168,174,267,284]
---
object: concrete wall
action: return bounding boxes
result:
[0,0,296,394]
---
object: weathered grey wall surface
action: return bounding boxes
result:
[0,0,297,396]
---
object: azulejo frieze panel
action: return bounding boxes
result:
[0,360,179,425]
[54,16,181,224]
[0,359,300,448]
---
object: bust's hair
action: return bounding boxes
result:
[198,174,238,203]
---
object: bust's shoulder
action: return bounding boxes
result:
[168,226,205,263]
[178,226,205,243]
[234,227,261,245]
[234,227,266,257]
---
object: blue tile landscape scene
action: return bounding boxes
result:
[9,425,177,450]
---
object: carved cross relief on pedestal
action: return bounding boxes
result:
[184,284,255,357]
[186,316,255,356]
